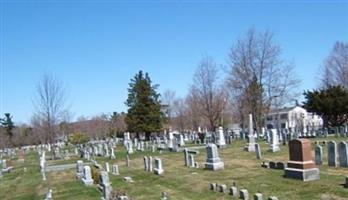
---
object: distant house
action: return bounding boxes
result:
[265,106,323,132]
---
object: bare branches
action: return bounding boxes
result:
[320,41,348,89]
[227,28,300,131]
[191,56,227,131]
[33,73,68,144]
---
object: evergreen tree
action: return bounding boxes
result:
[0,113,15,146]
[125,71,164,140]
[303,85,348,127]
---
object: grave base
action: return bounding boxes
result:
[205,161,224,171]
[285,167,320,181]
[244,143,256,152]
[81,178,94,186]
[154,168,163,175]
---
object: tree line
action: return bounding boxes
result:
[1,28,347,147]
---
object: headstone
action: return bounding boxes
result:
[110,148,116,159]
[216,126,226,148]
[219,184,227,193]
[230,186,238,197]
[205,143,224,171]
[76,160,84,179]
[210,182,217,191]
[144,156,148,171]
[189,154,195,168]
[268,197,279,200]
[345,176,348,188]
[315,145,323,165]
[161,191,168,200]
[184,148,189,166]
[81,166,94,185]
[276,162,286,170]
[338,141,348,167]
[126,155,130,167]
[269,129,280,152]
[254,193,263,200]
[45,189,52,200]
[328,141,338,167]
[244,114,256,152]
[148,156,153,172]
[285,139,320,181]
[105,162,110,173]
[154,158,164,175]
[112,164,119,175]
[255,143,262,159]
[179,134,185,146]
[240,189,249,200]
[99,171,111,200]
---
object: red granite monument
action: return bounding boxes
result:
[285,139,320,181]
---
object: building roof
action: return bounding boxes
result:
[268,106,305,115]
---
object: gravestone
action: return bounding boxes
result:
[285,139,320,181]
[244,114,256,152]
[81,166,94,185]
[255,143,262,159]
[240,189,249,200]
[148,156,153,172]
[254,193,263,200]
[45,189,52,200]
[338,141,348,167]
[328,141,338,167]
[315,145,323,165]
[216,126,226,148]
[210,182,217,191]
[126,155,130,167]
[209,182,216,191]
[76,160,84,179]
[161,191,168,200]
[144,156,148,171]
[268,197,279,200]
[189,154,195,168]
[154,158,164,175]
[219,184,227,193]
[205,143,224,171]
[112,164,119,175]
[105,162,110,173]
[345,176,348,188]
[110,148,116,159]
[184,148,189,166]
[230,186,238,197]
[269,129,280,152]
[99,171,111,200]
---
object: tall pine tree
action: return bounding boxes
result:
[125,71,163,140]
[303,85,348,127]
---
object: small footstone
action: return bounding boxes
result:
[230,186,238,197]
[254,193,263,200]
[240,189,249,200]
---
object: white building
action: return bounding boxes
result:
[265,106,323,133]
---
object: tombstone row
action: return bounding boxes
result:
[209,182,278,200]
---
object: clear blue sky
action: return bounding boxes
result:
[1,1,348,124]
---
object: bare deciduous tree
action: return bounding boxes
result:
[161,89,176,128]
[171,97,187,132]
[33,73,68,149]
[320,41,348,89]
[227,28,300,132]
[191,56,228,131]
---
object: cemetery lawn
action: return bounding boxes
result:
[1,138,348,200]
